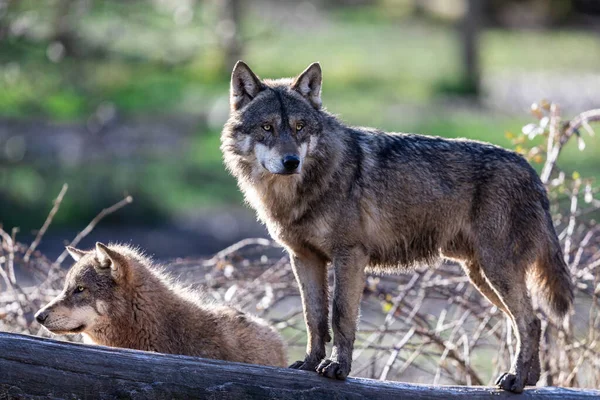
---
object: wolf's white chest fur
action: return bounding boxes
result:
[242,177,333,255]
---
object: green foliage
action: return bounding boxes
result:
[43,91,87,120]
[0,2,598,228]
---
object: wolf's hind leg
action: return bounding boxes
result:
[288,252,330,371]
[463,260,541,385]
[478,259,540,393]
[461,260,509,315]
[526,318,541,386]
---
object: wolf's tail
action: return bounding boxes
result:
[530,211,574,319]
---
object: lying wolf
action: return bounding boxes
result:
[35,242,287,367]
[221,61,573,392]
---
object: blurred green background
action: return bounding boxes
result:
[1,0,599,256]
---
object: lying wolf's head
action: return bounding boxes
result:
[222,61,324,176]
[35,242,128,335]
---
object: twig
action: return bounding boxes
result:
[53,195,133,267]
[203,238,277,266]
[379,327,415,381]
[24,184,68,262]
[0,228,16,284]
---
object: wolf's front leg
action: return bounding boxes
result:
[288,252,330,371]
[316,247,368,380]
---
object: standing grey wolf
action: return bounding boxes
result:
[35,242,287,367]
[221,61,573,392]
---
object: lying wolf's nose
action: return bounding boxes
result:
[35,310,48,324]
[282,155,300,172]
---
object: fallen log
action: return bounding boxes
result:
[0,332,598,399]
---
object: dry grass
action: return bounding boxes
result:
[1,101,599,388]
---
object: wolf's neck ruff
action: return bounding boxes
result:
[84,271,182,352]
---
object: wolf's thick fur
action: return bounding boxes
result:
[221,62,573,392]
[35,243,287,367]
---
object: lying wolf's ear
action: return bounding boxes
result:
[66,246,87,262]
[230,61,264,112]
[292,62,322,109]
[95,242,126,280]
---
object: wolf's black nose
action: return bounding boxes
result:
[35,310,48,324]
[282,155,300,171]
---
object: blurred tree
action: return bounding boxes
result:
[51,0,93,57]
[413,0,426,17]
[216,0,243,70]
[0,0,16,41]
[52,0,79,56]
[460,0,483,95]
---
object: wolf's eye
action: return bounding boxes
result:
[296,123,304,132]
[75,285,85,293]
[262,124,272,131]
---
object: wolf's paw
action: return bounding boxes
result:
[316,358,350,380]
[526,367,540,386]
[289,359,320,371]
[495,372,525,393]
[526,359,541,386]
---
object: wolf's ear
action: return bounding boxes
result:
[66,246,87,262]
[95,242,126,281]
[230,61,264,112]
[292,62,322,109]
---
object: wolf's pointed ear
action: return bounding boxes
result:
[95,242,126,280]
[230,61,264,112]
[292,62,322,109]
[66,246,87,262]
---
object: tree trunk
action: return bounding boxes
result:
[460,0,484,95]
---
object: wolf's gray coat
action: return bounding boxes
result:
[221,62,573,393]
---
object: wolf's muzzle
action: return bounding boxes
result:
[282,154,300,173]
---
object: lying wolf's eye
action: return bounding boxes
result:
[296,123,304,132]
[75,286,85,293]
[262,124,272,131]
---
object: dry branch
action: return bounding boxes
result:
[23,183,68,262]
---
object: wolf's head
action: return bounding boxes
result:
[35,242,130,336]
[222,61,324,176]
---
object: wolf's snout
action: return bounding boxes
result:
[35,309,49,324]
[282,155,300,172]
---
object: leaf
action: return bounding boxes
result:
[515,145,525,154]
[522,123,538,135]
[522,123,543,139]
[514,135,526,144]
[578,136,586,151]
[224,284,238,302]
[583,120,595,137]
[530,107,543,120]
[584,184,593,203]
[540,99,551,110]
[382,301,393,313]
